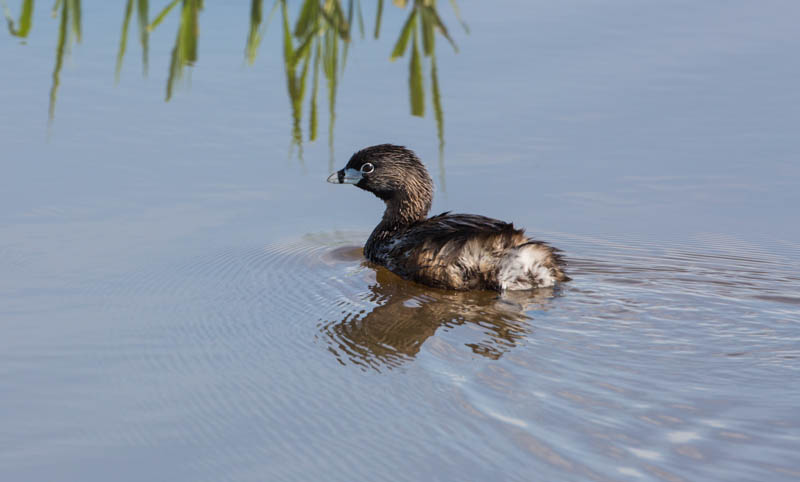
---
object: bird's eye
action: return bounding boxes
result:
[360,163,374,174]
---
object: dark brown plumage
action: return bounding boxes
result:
[327,144,570,291]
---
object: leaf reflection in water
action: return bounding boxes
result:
[319,263,556,372]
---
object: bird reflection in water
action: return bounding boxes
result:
[318,247,557,371]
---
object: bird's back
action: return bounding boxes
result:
[370,213,569,291]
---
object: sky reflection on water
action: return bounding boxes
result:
[2,1,800,481]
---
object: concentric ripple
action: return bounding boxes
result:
[4,230,799,481]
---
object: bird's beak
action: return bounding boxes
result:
[326,168,362,184]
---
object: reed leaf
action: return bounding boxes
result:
[420,5,433,56]
[245,0,263,64]
[281,0,302,149]
[356,0,364,39]
[309,42,321,141]
[342,0,352,70]
[147,0,179,32]
[280,0,292,64]
[448,0,468,33]
[409,28,423,116]
[373,0,383,38]
[293,0,315,37]
[318,1,348,41]
[291,31,313,68]
[431,53,443,151]
[425,5,456,53]
[137,0,149,74]
[67,0,79,41]
[116,0,134,82]
[390,8,415,60]
[166,0,201,101]
[323,28,338,152]
[3,0,34,37]
[49,0,68,122]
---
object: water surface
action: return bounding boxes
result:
[2,1,799,481]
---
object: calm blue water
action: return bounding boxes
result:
[2,1,799,481]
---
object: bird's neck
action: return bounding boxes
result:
[365,191,431,259]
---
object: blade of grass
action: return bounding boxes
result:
[409,27,423,116]
[425,5,457,53]
[390,8,415,60]
[356,0,364,38]
[431,53,443,154]
[49,0,68,122]
[281,0,302,150]
[67,0,80,42]
[323,29,338,156]
[309,41,321,141]
[373,0,382,38]
[245,0,263,64]
[291,32,313,68]
[420,5,434,56]
[448,0,468,33]
[116,0,134,82]
[137,0,149,74]
[166,0,201,101]
[3,0,34,37]
[147,0,179,32]
[293,0,315,37]
[342,0,353,70]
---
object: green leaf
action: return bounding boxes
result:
[68,0,81,42]
[426,5,457,53]
[448,0,469,33]
[293,0,316,37]
[309,42,321,141]
[51,0,63,18]
[390,8,416,60]
[137,0,150,74]
[4,0,34,38]
[281,0,293,65]
[291,32,313,68]
[373,0,383,39]
[420,5,434,56]
[147,0,179,32]
[49,0,69,122]
[431,54,444,152]
[356,0,364,39]
[409,28,423,116]
[116,0,135,82]
[245,0,263,64]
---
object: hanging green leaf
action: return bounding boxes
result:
[67,0,80,42]
[431,53,443,150]
[409,28,423,116]
[309,42,321,141]
[420,5,434,56]
[116,0,134,82]
[425,5,457,53]
[147,0,179,32]
[448,0,468,33]
[4,0,34,38]
[293,0,316,37]
[49,0,68,122]
[390,8,416,60]
[373,0,383,38]
[137,0,150,74]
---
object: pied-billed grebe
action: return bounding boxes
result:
[327,144,570,291]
